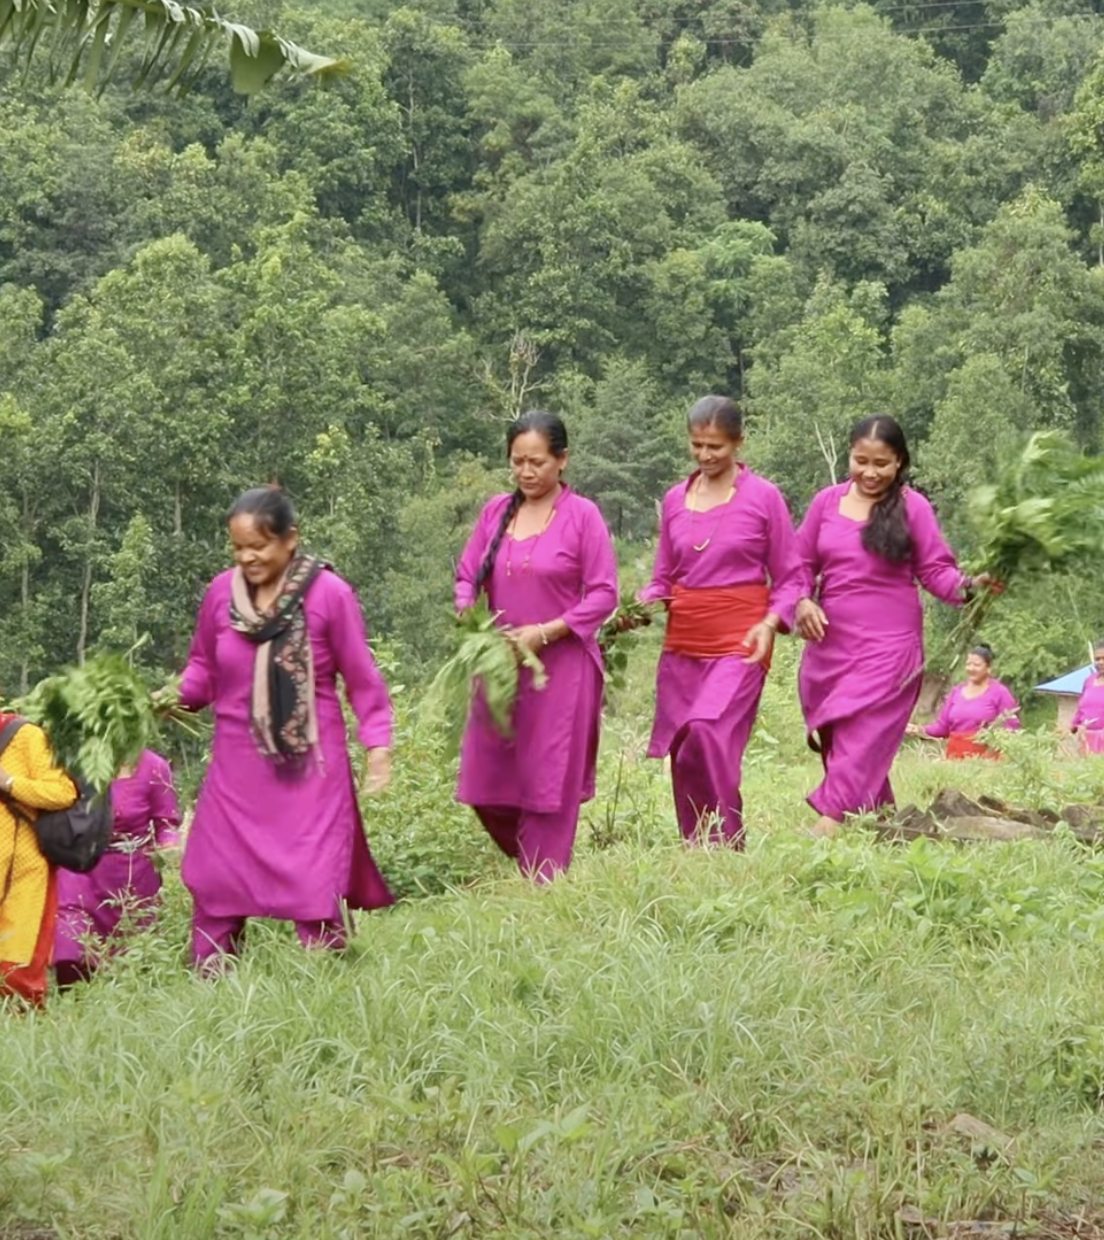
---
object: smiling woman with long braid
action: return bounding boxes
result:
[795,416,1001,836]
[453,411,618,882]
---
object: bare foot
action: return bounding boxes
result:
[810,815,842,838]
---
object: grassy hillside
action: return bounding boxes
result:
[4,642,1104,1239]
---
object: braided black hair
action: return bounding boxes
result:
[852,415,912,563]
[472,410,569,597]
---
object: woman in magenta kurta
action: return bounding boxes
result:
[796,416,997,835]
[454,411,617,882]
[907,645,1019,759]
[54,749,182,986]
[1071,643,1104,754]
[638,396,803,846]
[179,487,394,965]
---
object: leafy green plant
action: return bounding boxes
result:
[597,597,657,691]
[421,597,546,759]
[953,431,1104,651]
[11,655,196,791]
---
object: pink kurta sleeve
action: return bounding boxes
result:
[179,582,220,711]
[329,578,393,750]
[908,491,970,606]
[924,688,957,738]
[147,752,183,846]
[639,491,677,604]
[1072,681,1093,729]
[763,484,803,631]
[995,682,1021,730]
[795,487,831,599]
[455,497,509,611]
[561,503,619,640]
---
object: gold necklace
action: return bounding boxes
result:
[688,472,736,552]
[505,502,557,576]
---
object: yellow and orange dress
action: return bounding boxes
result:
[0,718,77,1005]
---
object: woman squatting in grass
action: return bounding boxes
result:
[54,749,182,987]
[454,411,618,882]
[636,395,803,846]
[906,644,1020,760]
[176,486,395,967]
[796,415,999,837]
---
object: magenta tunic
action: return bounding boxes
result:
[798,484,969,820]
[1072,675,1104,753]
[454,487,617,815]
[641,466,804,759]
[180,568,394,922]
[54,750,181,964]
[924,680,1020,737]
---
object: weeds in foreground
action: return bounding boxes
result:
[7,657,1104,1237]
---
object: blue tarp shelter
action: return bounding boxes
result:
[1036,665,1093,695]
[1035,664,1091,729]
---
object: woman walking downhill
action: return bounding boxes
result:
[637,395,803,846]
[178,486,394,967]
[54,749,182,987]
[796,415,999,836]
[454,411,618,882]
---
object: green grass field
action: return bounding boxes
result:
[5,642,1104,1239]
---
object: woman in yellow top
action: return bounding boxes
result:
[0,714,77,1006]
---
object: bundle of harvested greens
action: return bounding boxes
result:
[422,596,547,758]
[598,597,658,691]
[952,430,1104,647]
[11,656,195,792]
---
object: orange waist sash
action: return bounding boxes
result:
[947,732,999,761]
[664,583,771,662]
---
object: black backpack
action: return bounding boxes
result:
[0,717,113,873]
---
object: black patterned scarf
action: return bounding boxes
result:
[229,555,329,762]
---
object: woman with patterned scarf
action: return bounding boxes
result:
[177,487,394,968]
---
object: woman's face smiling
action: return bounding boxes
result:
[849,436,901,499]
[964,653,991,684]
[689,423,742,482]
[229,514,298,589]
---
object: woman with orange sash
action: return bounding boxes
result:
[906,645,1020,759]
[639,396,803,846]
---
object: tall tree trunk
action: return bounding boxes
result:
[76,461,101,665]
[19,489,31,695]
[409,79,422,231]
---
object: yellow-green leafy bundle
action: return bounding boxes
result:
[598,597,658,691]
[12,655,162,792]
[423,597,547,758]
[955,430,1104,645]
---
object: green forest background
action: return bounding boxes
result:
[3,0,1104,698]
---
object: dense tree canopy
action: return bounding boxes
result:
[2,0,1104,694]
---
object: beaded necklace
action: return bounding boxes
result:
[687,470,737,552]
